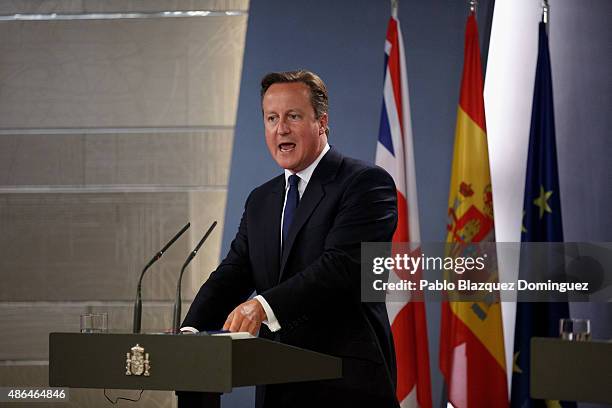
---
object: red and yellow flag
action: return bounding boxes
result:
[439,14,508,408]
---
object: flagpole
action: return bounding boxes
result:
[469,0,477,14]
[542,0,550,24]
[391,0,398,18]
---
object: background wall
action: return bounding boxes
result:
[0,1,248,407]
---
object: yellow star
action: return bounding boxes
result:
[513,351,523,374]
[521,210,527,233]
[533,186,553,219]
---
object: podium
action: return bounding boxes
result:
[49,332,342,407]
[531,337,612,404]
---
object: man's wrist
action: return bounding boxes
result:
[254,295,281,332]
[179,326,199,334]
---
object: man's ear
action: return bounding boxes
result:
[318,113,328,134]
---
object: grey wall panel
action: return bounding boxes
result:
[0,16,246,128]
[0,131,232,188]
[0,134,85,186]
[84,131,232,188]
[0,305,84,360]
[185,191,228,299]
[0,0,248,14]
[83,0,248,13]
[0,0,83,14]
[0,191,225,301]
[0,303,193,361]
[0,365,48,386]
[88,302,196,334]
[0,365,174,407]
[0,0,248,402]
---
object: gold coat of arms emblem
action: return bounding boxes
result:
[125,344,150,376]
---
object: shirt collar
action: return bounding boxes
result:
[284,143,330,186]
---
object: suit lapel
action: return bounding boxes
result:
[278,148,343,282]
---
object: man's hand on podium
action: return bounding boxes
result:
[223,299,267,335]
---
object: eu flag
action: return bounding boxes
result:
[510,22,574,408]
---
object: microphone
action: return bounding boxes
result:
[172,221,217,334]
[133,222,190,333]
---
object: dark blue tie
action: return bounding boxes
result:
[282,174,300,245]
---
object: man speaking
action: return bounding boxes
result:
[182,70,400,408]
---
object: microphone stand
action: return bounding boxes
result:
[133,222,190,333]
[172,221,217,334]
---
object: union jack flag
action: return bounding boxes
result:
[376,14,433,408]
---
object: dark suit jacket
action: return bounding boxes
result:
[183,148,399,408]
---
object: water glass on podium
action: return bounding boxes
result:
[80,312,108,333]
[559,318,591,341]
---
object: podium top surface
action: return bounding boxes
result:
[49,332,342,392]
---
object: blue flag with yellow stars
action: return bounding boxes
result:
[510,22,575,408]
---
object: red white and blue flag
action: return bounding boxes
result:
[376,14,433,408]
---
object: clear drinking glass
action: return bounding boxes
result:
[80,312,108,333]
[559,318,591,341]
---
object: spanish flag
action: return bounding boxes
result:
[439,14,508,408]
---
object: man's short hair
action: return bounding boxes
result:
[260,70,330,136]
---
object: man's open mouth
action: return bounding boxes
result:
[279,143,296,152]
